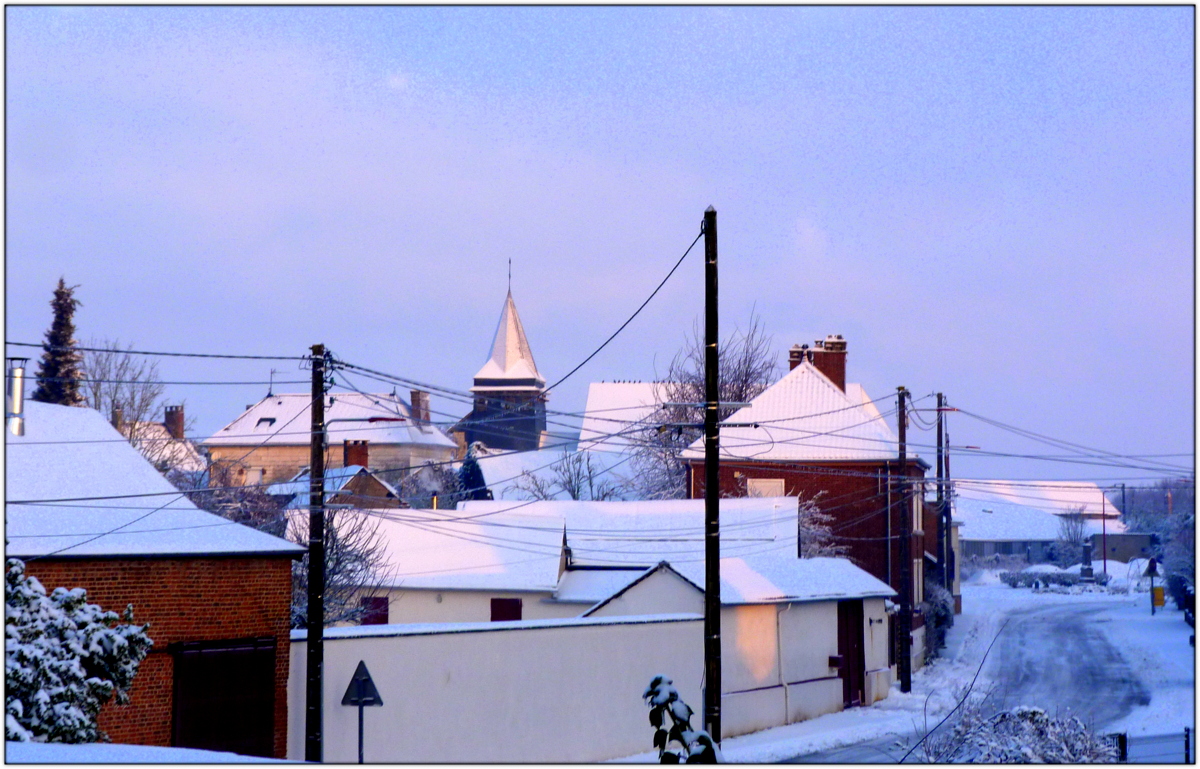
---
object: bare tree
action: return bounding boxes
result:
[176,461,288,537]
[1054,506,1088,567]
[80,338,198,472]
[287,508,391,628]
[511,451,621,501]
[395,461,466,509]
[626,314,779,500]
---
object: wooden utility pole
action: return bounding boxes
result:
[936,393,946,589]
[702,206,722,742]
[305,344,327,763]
[896,386,912,693]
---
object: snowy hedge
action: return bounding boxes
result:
[999,571,1109,589]
[5,558,152,743]
[924,705,1118,763]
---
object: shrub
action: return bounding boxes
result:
[924,704,1118,763]
[643,676,721,763]
[999,571,1109,589]
[921,582,955,662]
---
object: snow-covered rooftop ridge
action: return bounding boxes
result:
[471,290,544,390]
[202,391,456,449]
[680,361,903,463]
[577,381,667,450]
[955,479,1124,519]
[953,496,1124,542]
[6,401,302,558]
[292,612,703,641]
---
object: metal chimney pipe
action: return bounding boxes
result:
[7,359,27,436]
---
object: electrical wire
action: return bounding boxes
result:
[6,341,307,361]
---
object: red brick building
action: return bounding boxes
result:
[7,401,303,758]
[681,336,939,664]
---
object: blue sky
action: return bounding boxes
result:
[5,6,1194,484]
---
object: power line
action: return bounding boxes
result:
[6,341,308,361]
[544,228,704,393]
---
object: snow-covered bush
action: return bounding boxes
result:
[999,571,1109,589]
[921,582,955,662]
[5,559,152,743]
[924,704,1118,763]
[643,676,722,763]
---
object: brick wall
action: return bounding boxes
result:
[21,557,294,758]
[688,459,927,598]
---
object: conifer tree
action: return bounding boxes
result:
[30,278,84,406]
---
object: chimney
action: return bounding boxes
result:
[164,405,185,440]
[344,439,369,469]
[788,343,810,371]
[809,335,847,392]
[410,390,430,423]
[111,405,125,432]
[6,359,27,437]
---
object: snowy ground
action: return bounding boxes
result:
[612,571,1195,763]
[5,741,293,763]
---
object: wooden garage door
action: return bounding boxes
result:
[171,637,276,758]
[836,600,865,708]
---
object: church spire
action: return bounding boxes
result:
[470,290,545,392]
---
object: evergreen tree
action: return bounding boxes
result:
[30,278,84,406]
[5,558,152,743]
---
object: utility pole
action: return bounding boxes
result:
[1102,491,1108,576]
[702,206,722,743]
[936,393,946,589]
[305,344,327,763]
[896,386,912,693]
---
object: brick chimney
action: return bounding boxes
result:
[810,335,847,392]
[164,405,185,439]
[344,439,369,468]
[410,390,430,423]
[788,344,810,371]
[111,405,125,432]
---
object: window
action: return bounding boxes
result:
[255,417,276,428]
[747,478,786,497]
[244,468,263,485]
[490,598,522,621]
[360,596,388,625]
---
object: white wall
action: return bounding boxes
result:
[367,587,581,624]
[289,615,704,763]
[587,570,705,618]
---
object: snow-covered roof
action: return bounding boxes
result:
[953,496,1123,542]
[366,507,567,591]
[954,479,1123,519]
[6,401,303,559]
[577,381,667,450]
[552,567,653,603]
[202,392,456,450]
[124,421,207,473]
[471,290,545,391]
[473,446,633,501]
[266,465,398,509]
[680,361,905,463]
[368,497,894,604]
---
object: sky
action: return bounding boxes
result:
[5,6,1194,486]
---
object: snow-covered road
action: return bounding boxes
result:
[613,577,1193,763]
[983,601,1151,726]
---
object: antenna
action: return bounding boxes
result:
[268,368,277,397]
[508,258,512,293]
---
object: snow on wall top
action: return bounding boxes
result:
[680,361,903,463]
[202,392,456,449]
[577,381,666,450]
[471,290,545,390]
[6,401,302,558]
[953,496,1124,542]
[954,479,1123,519]
[553,566,651,603]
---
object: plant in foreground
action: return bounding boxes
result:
[643,675,722,763]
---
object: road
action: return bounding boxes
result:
[787,600,1151,763]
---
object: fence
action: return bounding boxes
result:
[1107,728,1192,763]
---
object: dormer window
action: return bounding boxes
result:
[256,417,277,428]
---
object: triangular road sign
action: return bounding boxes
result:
[341,660,384,707]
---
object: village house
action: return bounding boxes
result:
[6,400,303,758]
[111,403,206,476]
[202,390,456,487]
[266,464,402,510]
[288,495,895,761]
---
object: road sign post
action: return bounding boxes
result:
[341,661,384,764]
